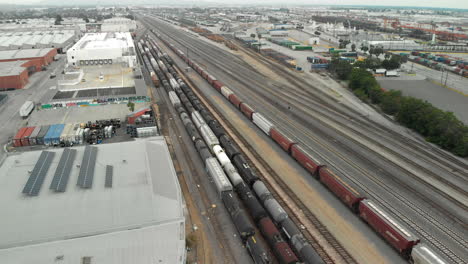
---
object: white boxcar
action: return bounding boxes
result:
[205,157,233,195]
[191,111,206,129]
[200,124,219,148]
[168,91,181,107]
[220,86,233,99]
[411,244,448,264]
[169,78,180,90]
[252,113,274,135]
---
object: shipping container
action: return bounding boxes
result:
[13,127,28,147]
[52,124,65,145]
[36,125,51,145]
[21,126,36,146]
[240,103,255,120]
[359,200,420,256]
[270,127,296,152]
[28,126,41,145]
[229,94,242,108]
[290,144,321,175]
[252,113,274,135]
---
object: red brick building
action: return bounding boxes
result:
[0,48,57,90]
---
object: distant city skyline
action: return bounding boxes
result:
[0,0,467,9]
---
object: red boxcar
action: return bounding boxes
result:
[206,74,217,85]
[290,144,321,176]
[21,126,35,146]
[229,94,242,108]
[212,80,224,92]
[13,127,28,147]
[319,167,365,212]
[270,128,296,152]
[359,200,420,257]
[259,217,299,264]
[240,102,254,120]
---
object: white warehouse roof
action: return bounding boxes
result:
[0,137,185,264]
[71,32,134,51]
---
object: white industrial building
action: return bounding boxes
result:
[0,30,76,52]
[67,32,136,67]
[0,137,186,264]
[101,17,137,32]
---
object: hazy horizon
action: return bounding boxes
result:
[0,0,467,9]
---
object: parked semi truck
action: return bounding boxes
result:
[19,101,34,119]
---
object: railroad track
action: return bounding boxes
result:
[141,15,468,263]
[140,19,358,263]
[172,48,357,264]
[234,41,468,180]
[149,49,236,264]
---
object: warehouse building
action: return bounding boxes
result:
[0,61,30,90]
[101,17,137,32]
[0,48,57,90]
[0,31,76,53]
[67,32,136,68]
[0,137,186,264]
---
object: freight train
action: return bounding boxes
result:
[149,29,450,264]
[139,33,328,264]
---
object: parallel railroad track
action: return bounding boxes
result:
[141,15,468,263]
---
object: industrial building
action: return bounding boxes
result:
[0,48,57,90]
[0,61,29,90]
[0,137,186,264]
[0,30,76,53]
[101,17,137,32]
[67,32,136,68]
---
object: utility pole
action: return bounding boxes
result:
[440,68,444,84]
[444,70,449,87]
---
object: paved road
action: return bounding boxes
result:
[141,14,468,264]
[0,56,66,163]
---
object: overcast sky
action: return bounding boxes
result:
[1,0,467,9]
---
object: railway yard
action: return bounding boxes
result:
[0,5,467,264]
[135,12,467,264]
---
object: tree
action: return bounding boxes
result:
[127,102,135,112]
[380,90,402,115]
[374,47,384,57]
[54,14,63,25]
[330,59,353,80]
[351,43,356,52]
[360,45,369,52]
[250,33,256,38]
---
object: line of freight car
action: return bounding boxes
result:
[146,32,310,263]
[153,30,452,264]
[152,32,324,264]
[154,48,303,264]
[173,83,295,264]
[154,56,278,263]
[140,41,272,264]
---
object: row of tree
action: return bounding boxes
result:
[330,63,468,157]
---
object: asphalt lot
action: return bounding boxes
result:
[0,55,66,163]
[378,79,468,125]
